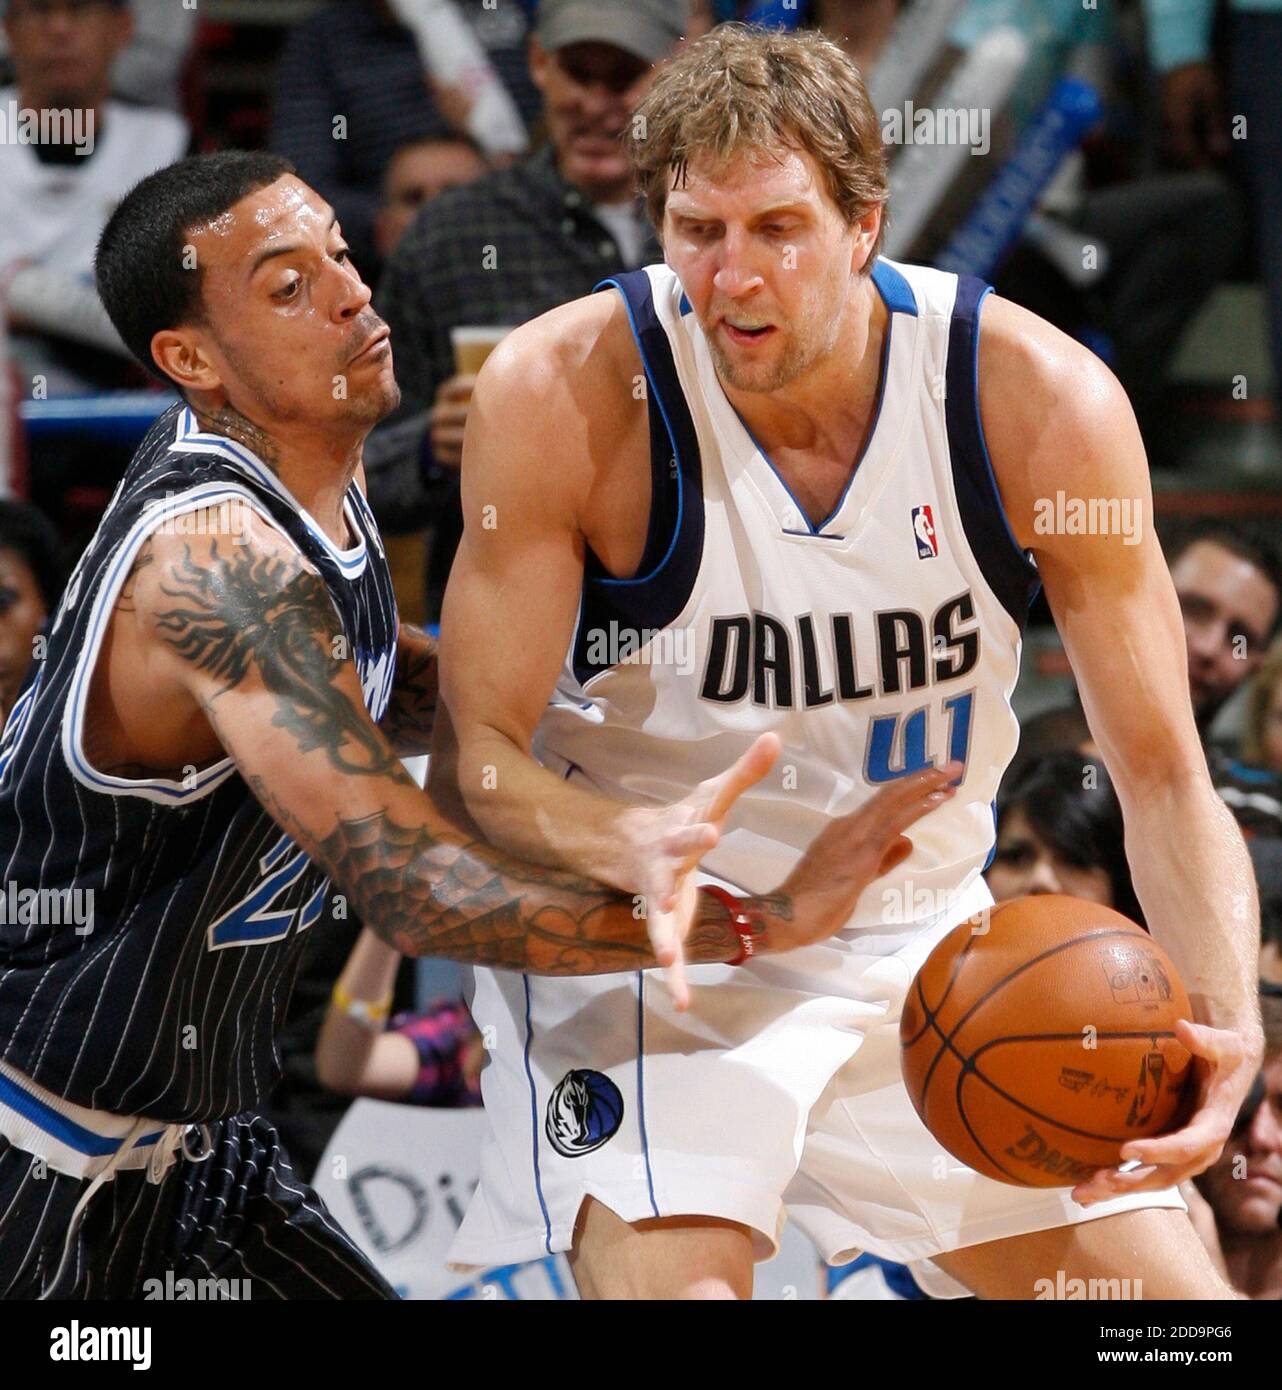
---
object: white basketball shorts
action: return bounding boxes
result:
[449,874,1183,1295]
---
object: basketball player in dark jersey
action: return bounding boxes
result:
[0,151,954,1299]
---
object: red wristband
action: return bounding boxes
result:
[699,885,767,966]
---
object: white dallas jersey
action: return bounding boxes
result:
[536,258,1041,929]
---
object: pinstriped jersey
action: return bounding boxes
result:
[0,404,397,1123]
[534,258,1041,930]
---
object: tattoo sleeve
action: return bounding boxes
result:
[153,535,760,974]
[156,540,405,778]
[379,623,438,756]
[256,790,764,973]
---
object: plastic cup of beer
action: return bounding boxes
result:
[451,325,514,376]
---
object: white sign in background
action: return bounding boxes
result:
[314,1101,828,1300]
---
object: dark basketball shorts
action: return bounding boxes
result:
[0,1111,396,1300]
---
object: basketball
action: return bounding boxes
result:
[900,895,1195,1188]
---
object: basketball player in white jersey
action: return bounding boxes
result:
[431,26,1262,1298]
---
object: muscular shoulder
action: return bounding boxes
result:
[477,286,640,420]
[976,293,1145,551]
[126,508,340,675]
[467,287,645,509]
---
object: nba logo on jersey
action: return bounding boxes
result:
[912,504,938,558]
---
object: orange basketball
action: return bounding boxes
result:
[899,895,1194,1188]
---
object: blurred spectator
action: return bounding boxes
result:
[374,134,487,260]
[316,925,483,1106]
[1143,0,1282,403]
[367,0,686,616]
[269,0,539,284]
[1251,835,1282,985]
[1189,1043,1282,1299]
[1026,520,1282,835]
[1167,520,1282,736]
[1244,645,1282,777]
[0,497,63,723]
[944,0,1244,457]
[1005,700,1098,789]
[987,751,1144,924]
[0,0,189,394]
[110,0,196,112]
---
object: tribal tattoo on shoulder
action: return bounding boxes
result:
[154,539,407,780]
[155,537,755,976]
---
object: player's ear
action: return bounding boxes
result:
[151,328,223,395]
[851,202,882,274]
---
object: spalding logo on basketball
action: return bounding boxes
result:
[546,1070,625,1158]
[899,895,1194,1188]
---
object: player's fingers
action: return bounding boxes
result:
[1072,1165,1162,1205]
[642,860,681,918]
[881,783,957,840]
[647,904,689,1010]
[1175,1017,1244,1068]
[1119,1116,1228,1170]
[863,774,959,845]
[699,733,781,826]
[667,942,690,1013]
[860,763,962,824]
[646,906,678,968]
[654,823,719,911]
[664,821,719,864]
[876,835,913,878]
[813,773,954,866]
[1079,1155,1220,1205]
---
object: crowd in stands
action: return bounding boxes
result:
[1,0,1281,1299]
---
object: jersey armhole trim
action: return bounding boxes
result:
[590,278,685,589]
[972,286,1040,571]
[60,484,297,806]
[946,279,1042,631]
[170,408,368,578]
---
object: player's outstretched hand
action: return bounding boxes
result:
[623,733,782,1012]
[1070,1016,1261,1207]
[762,763,962,953]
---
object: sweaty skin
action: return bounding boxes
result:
[434,143,1261,1220]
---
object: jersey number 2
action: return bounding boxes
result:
[207,832,328,950]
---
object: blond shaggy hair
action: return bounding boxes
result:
[630,24,888,262]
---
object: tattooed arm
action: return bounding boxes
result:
[124,513,953,973]
[378,622,438,757]
[124,512,751,970]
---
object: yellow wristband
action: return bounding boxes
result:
[332,982,393,1028]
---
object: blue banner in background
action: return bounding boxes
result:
[934,77,1103,279]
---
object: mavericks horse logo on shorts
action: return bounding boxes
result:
[545,1070,624,1157]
